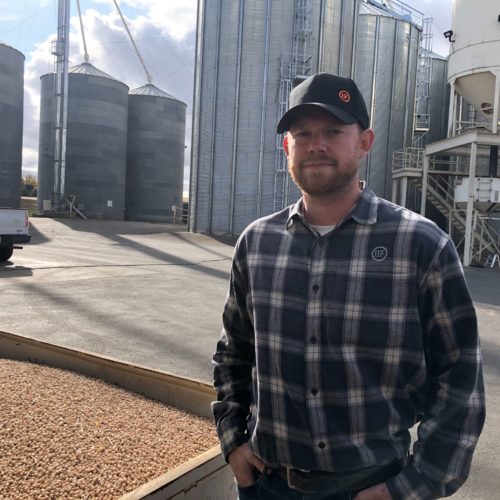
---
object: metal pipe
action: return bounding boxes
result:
[53,0,70,207]
[256,0,272,219]
[492,72,500,135]
[384,20,399,197]
[112,0,152,84]
[350,0,359,78]
[188,0,205,232]
[447,79,456,138]
[400,177,408,207]
[229,0,245,235]
[420,153,429,216]
[367,15,381,184]
[464,142,478,266]
[75,0,89,62]
[337,0,345,75]
[317,0,325,71]
[402,24,416,147]
[207,2,222,233]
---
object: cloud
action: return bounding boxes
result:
[22,0,197,197]
[121,0,197,41]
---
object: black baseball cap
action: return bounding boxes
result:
[276,73,370,133]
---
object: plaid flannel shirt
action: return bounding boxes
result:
[212,188,485,499]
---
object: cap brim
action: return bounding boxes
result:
[276,103,358,134]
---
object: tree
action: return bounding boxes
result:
[22,175,38,197]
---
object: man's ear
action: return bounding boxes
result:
[358,129,374,159]
[283,133,289,157]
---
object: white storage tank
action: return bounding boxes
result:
[448,0,500,121]
[0,43,24,208]
[189,0,359,235]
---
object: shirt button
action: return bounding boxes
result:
[310,336,317,344]
[318,442,326,449]
[311,388,318,396]
[312,284,319,293]
[318,240,324,246]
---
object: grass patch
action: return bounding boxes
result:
[21,197,37,217]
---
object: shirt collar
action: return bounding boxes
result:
[286,187,379,231]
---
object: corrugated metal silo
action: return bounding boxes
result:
[427,55,449,144]
[416,54,449,147]
[125,84,187,222]
[355,0,420,199]
[38,63,129,219]
[189,0,359,235]
[0,43,24,208]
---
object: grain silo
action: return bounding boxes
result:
[189,0,359,235]
[38,62,129,219]
[415,54,449,147]
[426,55,449,145]
[355,0,420,199]
[0,43,24,208]
[125,84,186,222]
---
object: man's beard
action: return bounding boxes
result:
[288,154,359,197]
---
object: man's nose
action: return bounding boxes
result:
[308,132,327,152]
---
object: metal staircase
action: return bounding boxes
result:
[397,149,500,263]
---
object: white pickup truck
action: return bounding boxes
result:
[0,208,31,261]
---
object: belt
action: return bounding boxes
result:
[274,457,405,494]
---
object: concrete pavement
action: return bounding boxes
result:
[1,217,499,498]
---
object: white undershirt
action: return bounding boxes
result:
[309,224,336,236]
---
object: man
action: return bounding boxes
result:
[212,73,485,499]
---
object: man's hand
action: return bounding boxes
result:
[353,482,393,500]
[227,442,267,487]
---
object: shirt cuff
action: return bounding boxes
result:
[385,461,438,500]
[216,417,249,461]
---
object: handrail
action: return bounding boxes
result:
[476,216,500,254]
[426,175,456,209]
[392,148,473,175]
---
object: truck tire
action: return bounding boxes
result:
[0,247,14,262]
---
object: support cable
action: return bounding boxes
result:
[112,0,153,84]
[75,0,89,62]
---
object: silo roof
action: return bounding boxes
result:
[69,62,120,81]
[129,83,186,104]
[360,0,416,25]
[0,41,25,59]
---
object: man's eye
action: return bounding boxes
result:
[327,129,342,135]
[295,131,309,138]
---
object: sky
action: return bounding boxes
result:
[0,0,454,195]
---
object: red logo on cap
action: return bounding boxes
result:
[339,90,351,103]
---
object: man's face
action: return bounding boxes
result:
[283,106,373,198]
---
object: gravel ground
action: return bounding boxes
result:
[0,359,219,500]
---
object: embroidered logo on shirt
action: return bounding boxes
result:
[371,246,388,261]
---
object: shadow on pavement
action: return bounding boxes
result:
[464,268,500,308]
[27,220,52,245]
[0,264,33,276]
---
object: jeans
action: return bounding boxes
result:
[237,459,404,500]
[237,471,360,499]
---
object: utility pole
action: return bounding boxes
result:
[52,0,70,208]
